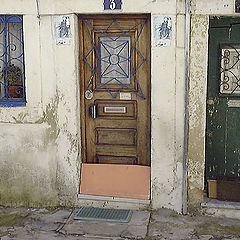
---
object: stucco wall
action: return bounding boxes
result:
[1,0,238,214]
[191,0,234,15]
[0,9,80,206]
[0,0,186,212]
[188,14,209,213]
[151,12,185,212]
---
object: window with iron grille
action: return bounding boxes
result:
[0,15,25,107]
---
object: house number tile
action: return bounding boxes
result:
[104,0,122,10]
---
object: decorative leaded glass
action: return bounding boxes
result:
[99,36,131,85]
[220,46,240,95]
[83,19,147,99]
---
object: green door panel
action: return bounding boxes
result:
[206,17,240,181]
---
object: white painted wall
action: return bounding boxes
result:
[0,9,80,206]
[0,0,237,213]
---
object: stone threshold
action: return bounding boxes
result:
[77,194,150,204]
[76,194,151,210]
[201,199,240,210]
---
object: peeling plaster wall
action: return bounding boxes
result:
[188,15,209,212]
[0,123,58,206]
[191,0,234,15]
[0,7,80,206]
[0,0,186,212]
[151,12,185,212]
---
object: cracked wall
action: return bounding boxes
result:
[4,0,236,213]
[0,0,186,211]
[0,10,80,207]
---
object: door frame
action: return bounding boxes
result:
[187,15,209,208]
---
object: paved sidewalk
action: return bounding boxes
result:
[0,206,240,239]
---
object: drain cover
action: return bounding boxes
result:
[74,207,132,223]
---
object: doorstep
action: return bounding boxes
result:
[201,199,240,210]
[201,199,240,219]
[76,194,151,210]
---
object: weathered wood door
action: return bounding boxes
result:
[206,17,240,181]
[80,15,150,166]
[79,15,151,199]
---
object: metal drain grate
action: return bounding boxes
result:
[74,207,132,223]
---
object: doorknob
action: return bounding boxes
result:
[89,105,97,118]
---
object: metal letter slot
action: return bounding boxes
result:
[104,106,126,114]
[89,105,97,118]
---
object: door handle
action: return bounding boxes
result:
[89,105,97,118]
[207,131,214,137]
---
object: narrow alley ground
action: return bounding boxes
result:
[0,206,240,240]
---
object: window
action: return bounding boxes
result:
[0,15,25,107]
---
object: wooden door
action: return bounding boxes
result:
[80,15,150,166]
[79,15,151,199]
[206,17,240,183]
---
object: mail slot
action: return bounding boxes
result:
[228,100,240,108]
[104,106,126,113]
[96,100,136,119]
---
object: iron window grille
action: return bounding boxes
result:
[0,15,26,107]
[236,0,240,13]
[220,44,240,96]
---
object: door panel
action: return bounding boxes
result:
[79,15,151,167]
[80,164,150,199]
[206,17,240,182]
[96,128,137,146]
[96,155,137,165]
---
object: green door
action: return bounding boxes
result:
[206,17,240,181]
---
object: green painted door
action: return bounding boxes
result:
[206,17,240,181]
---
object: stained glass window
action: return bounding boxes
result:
[99,36,131,85]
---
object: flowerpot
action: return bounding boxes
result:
[208,180,217,199]
[217,176,240,202]
[8,85,23,98]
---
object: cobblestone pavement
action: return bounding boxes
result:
[0,207,240,240]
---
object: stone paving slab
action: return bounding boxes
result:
[61,208,150,239]
[148,209,240,240]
